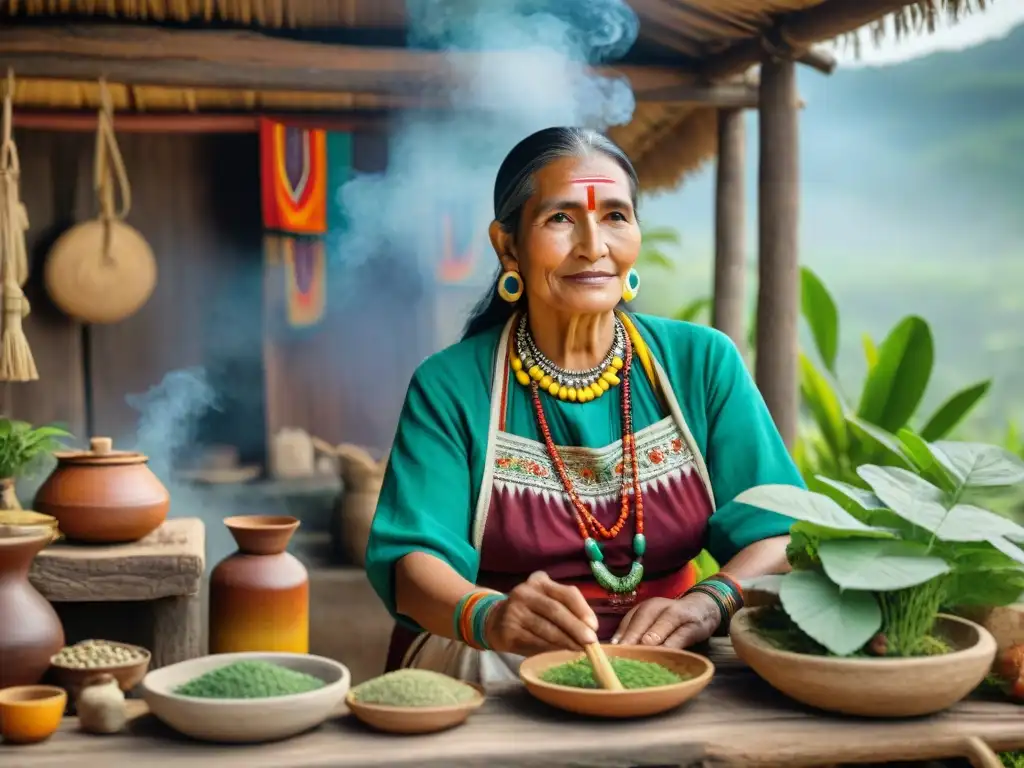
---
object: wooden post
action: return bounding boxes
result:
[712,108,747,350]
[754,56,800,449]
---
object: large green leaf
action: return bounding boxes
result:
[857,465,1024,542]
[918,380,991,442]
[856,316,934,433]
[945,570,1024,607]
[800,266,839,373]
[862,333,879,374]
[818,539,951,591]
[847,417,913,469]
[897,429,959,493]
[813,476,885,512]
[931,441,1024,488]
[799,353,848,461]
[779,570,882,656]
[792,520,896,543]
[984,536,1024,566]
[733,484,890,534]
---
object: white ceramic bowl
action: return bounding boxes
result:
[140,652,350,743]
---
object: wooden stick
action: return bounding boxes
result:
[962,737,1003,768]
[584,644,624,691]
[11,111,387,133]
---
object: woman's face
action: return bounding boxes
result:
[495,153,641,317]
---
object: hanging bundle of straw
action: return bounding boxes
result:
[0,70,38,382]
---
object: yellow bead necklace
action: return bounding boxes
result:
[510,313,626,402]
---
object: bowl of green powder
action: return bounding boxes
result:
[139,652,350,743]
[519,645,714,718]
[346,669,485,734]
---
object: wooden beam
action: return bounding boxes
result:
[701,0,915,79]
[641,83,759,108]
[11,111,389,133]
[754,56,801,450]
[0,24,699,101]
[798,47,838,75]
[711,108,747,350]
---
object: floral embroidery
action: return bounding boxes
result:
[492,416,696,498]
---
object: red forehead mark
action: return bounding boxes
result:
[586,185,596,211]
[571,177,615,185]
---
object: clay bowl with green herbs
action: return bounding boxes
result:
[730,607,997,718]
[345,670,486,734]
[519,645,714,718]
[139,652,350,743]
[50,639,151,695]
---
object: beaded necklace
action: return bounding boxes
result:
[526,326,645,595]
[510,314,625,402]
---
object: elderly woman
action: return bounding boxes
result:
[365,127,800,688]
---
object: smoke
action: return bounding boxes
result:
[331,0,639,288]
[125,368,219,479]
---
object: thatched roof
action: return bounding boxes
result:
[2,0,990,192]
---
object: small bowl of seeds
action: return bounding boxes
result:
[50,639,152,694]
[345,669,486,734]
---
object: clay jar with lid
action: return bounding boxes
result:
[209,515,309,654]
[33,436,170,544]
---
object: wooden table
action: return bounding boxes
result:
[29,518,205,668]
[5,642,1022,768]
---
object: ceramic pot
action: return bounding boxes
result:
[208,515,309,654]
[730,607,996,718]
[33,436,169,543]
[0,528,65,689]
[329,445,384,566]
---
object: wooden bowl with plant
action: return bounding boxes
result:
[730,433,1024,718]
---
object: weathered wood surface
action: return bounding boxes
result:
[0,25,698,99]
[6,642,1022,768]
[30,518,205,602]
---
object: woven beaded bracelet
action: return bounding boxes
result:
[681,572,744,634]
[453,589,507,650]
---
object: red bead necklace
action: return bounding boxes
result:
[529,332,644,544]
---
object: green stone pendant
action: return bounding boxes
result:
[583,537,645,594]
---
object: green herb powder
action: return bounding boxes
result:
[175,660,326,699]
[540,657,686,690]
[350,669,478,707]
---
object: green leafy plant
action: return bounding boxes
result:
[736,434,1024,657]
[0,419,71,479]
[636,225,681,272]
[796,266,991,488]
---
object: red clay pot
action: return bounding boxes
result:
[33,436,169,544]
[208,515,309,654]
[0,529,65,689]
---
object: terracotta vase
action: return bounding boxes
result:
[33,436,169,544]
[0,528,65,689]
[208,515,309,654]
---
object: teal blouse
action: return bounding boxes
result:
[365,314,802,628]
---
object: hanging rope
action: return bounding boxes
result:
[0,69,37,382]
[93,79,132,269]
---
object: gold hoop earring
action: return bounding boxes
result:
[497,270,523,303]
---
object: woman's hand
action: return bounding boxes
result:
[610,593,720,648]
[483,571,599,657]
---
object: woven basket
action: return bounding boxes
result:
[44,218,156,324]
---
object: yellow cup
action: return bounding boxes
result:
[0,685,67,744]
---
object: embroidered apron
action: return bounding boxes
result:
[392,316,718,691]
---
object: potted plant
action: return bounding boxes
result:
[0,419,71,511]
[730,436,1024,718]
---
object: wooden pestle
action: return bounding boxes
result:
[584,643,624,691]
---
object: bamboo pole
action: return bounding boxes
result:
[712,107,747,350]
